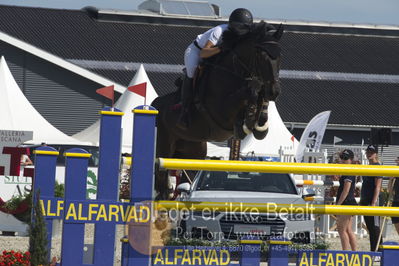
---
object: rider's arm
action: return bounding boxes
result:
[200,40,221,59]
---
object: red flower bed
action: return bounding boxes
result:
[0,250,30,266]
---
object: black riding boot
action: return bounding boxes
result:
[177,76,193,129]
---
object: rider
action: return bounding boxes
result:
[177,8,254,129]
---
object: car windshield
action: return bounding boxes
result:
[196,171,297,194]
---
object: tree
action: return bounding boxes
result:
[29,190,49,266]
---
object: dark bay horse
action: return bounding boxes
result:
[152,22,283,199]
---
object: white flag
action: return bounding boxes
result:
[333,136,343,145]
[295,111,331,163]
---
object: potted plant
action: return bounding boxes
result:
[0,192,32,224]
[0,182,64,224]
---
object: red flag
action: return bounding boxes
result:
[291,135,295,142]
[96,85,114,102]
[128,82,147,98]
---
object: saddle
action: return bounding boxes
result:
[173,56,232,136]
[174,57,217,106]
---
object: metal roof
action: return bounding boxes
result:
[0,5,398,128]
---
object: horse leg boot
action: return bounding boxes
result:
[177,76,194,129]
[253,101,269,140]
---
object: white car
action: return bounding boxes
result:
[174,171,315,243]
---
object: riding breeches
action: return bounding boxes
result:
[184,43,201,78]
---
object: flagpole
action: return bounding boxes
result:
[128,82,147,108]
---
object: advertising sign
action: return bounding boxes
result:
[295,111,331,163]
[0,130,33,201]
[297,250,379,266]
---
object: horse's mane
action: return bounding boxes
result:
[221,21,283,59]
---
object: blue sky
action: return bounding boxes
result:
[0,0,398,26]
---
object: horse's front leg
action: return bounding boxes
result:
[253,100,269,140]
[243,77,266,130]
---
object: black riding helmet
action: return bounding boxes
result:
[228,8,253,35]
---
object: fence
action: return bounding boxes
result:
[31,105,399,266]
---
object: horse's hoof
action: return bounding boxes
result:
[255,120,269,132]
[253,128,268,140]
[244,118,256,130]
[258,112,268,127]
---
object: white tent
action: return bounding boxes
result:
[73,64,231,156]
[73,64,159,152]
[240,101,299,157]
[0,56,85,145]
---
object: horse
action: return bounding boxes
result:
[152,22,284,199]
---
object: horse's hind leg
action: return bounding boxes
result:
[155,124,177,200]
[174,140,207,185]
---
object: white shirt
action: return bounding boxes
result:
[195,24,228,48]
[21,155,30,164]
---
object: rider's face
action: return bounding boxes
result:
[366,151,377,160]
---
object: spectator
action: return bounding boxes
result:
[360,144,384,251]
[336,149,357,251]
[20,154,32,166]
[389,156,399,234]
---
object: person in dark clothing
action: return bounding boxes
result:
[360,144,384,251]
[389,156,399,234]
[336,149,357,251]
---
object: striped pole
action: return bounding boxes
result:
[93,108,123,266]
[295,180,362,188]
[154,201,399,217]
[304,196,360,203]
[124,106,158,266]
[61,148,91,266]
[158,158,399,177]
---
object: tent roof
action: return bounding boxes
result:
[73,64,231,156]
[72,64,158,152]
[240,101,299,156]
[0,56,87,145]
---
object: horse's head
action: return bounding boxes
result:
[221,22,284,140]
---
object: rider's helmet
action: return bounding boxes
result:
[228,8,253,35]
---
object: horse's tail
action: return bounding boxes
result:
[150,96,162,110]
[151,91,180,110]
